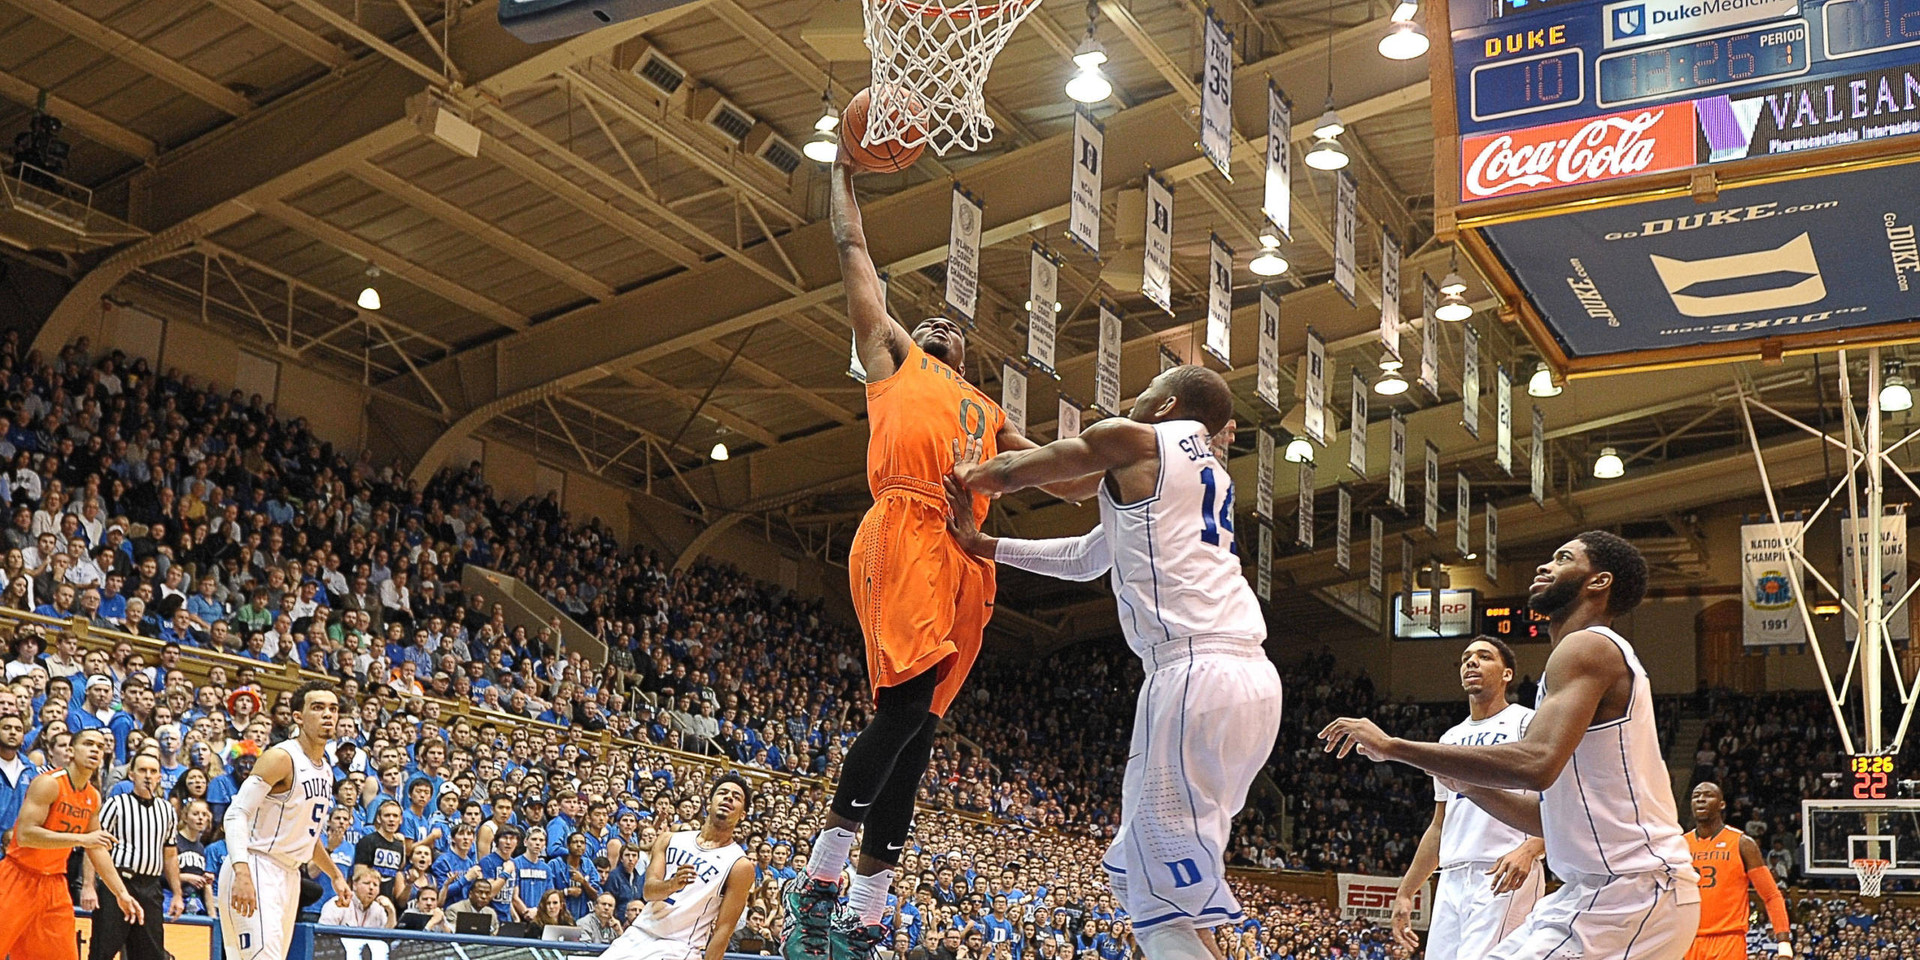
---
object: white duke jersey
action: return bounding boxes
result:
[630,831,746,945]
[1097,419,1266,658]
[1434,703,1535,867]
[247,740,333,866]
[1536,626,1694,883]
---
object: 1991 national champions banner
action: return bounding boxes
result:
[1740,521,1808,647]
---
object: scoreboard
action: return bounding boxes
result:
[1433,0,1920,377]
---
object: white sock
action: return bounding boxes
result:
[808,827,857,882]
[849,868,895,927]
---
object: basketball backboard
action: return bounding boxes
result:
[1801,800,1920,879]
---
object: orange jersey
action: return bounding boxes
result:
[5,769,98,874]
[1688,826,1751,936]
[864,340,1003,524]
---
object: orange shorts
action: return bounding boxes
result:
[1684,931,1749,960]
[850,487,996,717]
[0,856,77,959]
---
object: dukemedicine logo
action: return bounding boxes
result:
[1462,105,1698,199]
[1601,0,1800,48]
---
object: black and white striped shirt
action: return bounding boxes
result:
[99,790,177,878]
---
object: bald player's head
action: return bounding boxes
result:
[1690,781,1726,827]
[1131,365,1234,435]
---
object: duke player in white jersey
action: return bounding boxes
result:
[1323,532,1701,960]
[1390,636,1545,960]
[602,772,755,960]
[218,680,353,960]
[949,365,1283,960]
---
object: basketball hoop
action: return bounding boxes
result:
[1853,858,1892,897]
[860,0,1041,154]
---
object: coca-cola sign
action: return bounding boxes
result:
[1462,105,1699,200]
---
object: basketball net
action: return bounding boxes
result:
[1853,857,1892,897]
[861,0,1040,153]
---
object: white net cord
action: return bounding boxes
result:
[1854,858,1891,897]
[861,0,1039,154]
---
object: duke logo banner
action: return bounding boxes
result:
[1337,486,1352,573]
[1256,429,1275,521]
[1379,228,1401,361]
[1143,173,1174,315]
[1348,369,1368,477]
[1201,11,1233,181]
[1001,362,1027,437]
[1069,108,1103,254]
[1027,244,1060,375]
[1257,287,1281,412]
[1461,323,1481,440]
[945,185,982,323]
[1206,234,1234,365]
[1265,83,1292,239]
[1096,302,1123,416]
[1842,513,1911,644]
[1297,461,1316,548]
[1334,170,1358,306]
[1741,521,1808,647]
[1388,411,1407,510]
[1305,328,1329,446]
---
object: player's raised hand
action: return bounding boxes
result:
[1388,893,1420,952]
[949,435,994,496]
[1318,717,1395,761]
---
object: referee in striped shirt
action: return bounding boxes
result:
[81,753,182,960]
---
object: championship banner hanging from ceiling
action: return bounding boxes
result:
[1334,169,1358,306]
[1401,533,1416,616]
[1297,460,1316,548]
[1201,10,1233,182]
[1257,429,1275,521]
[1096,301,1123,416]
[1456,473,1471,558]
[1305,327,1329,446]
[1496,364,1513,476]
[1001,361,1027,437]
[1027,244,1060,375]
[1531,406,1547,507]
[1741,521,1809,648]
[1379,228,1401,361]
[1424,440,1440,535]
[1337,486,1352,573]
[1369,514,1384,594]
[945,184,982,323]
[1419,274,1440,400]
[1257,286,1281,412]
[1842,512,1911,645]
[1389,410,1407,510]
[1461,323,1481,440]
[1265,82,1291,239]
[1485,504,1498,583]
[1069,108,1103,254]
[1257,524,1273,601]
[1206,234,1234,366]
[1159,343,1181,373]
[1348,369,1368,478]
[1058,395,1082,440]
[1143,172,1174,315]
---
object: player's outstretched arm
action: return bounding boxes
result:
[705,857,757,960]
[958,418,1153,498]
[1741,833,1793,953]
[1320,630,1624,792]
[831,162,912,382]
[943,477,1111,580]
[1391,803,1445,952]
[993,429,1103,504]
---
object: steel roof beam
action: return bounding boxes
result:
[200,0,350,70]
[0,67,155,160]
[0,0,254,116]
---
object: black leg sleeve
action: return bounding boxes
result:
[857,711,940,865]
[829,669,939,824]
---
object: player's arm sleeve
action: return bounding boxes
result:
[991,526,1112,582]
[220,775,275,867]
[1748,866,1791,935]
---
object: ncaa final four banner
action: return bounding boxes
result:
[1348,369,1369,478]
[1143,172,1175,316]
[1206,234,1234,366]
[1741,521,1809,648]
[1068,108,1103,254]
[1256,286,1281,412]
[1304,327,1329,446]
[1337,874,1432,931]
[945,185,982,324]
[1388,411,1406,510]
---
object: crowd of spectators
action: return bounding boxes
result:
[1787,896,1920,959]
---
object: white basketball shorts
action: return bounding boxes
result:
[600,925,703,960]
[1425,859,1545,960]
[1104,640,1282,933]
[218,856,302,960]
[1487,870,1701,960]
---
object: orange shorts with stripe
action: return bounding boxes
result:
[1684,931,1749,960]
[850,485,996,717]
[0,856,79,959]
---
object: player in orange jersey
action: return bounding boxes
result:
[780,158,1099,960]
[1686,782,1792,960]
[0,726,144,958]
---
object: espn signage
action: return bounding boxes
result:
[1481,159,1920,359]
[1393,588,1478,639]
[1338,873,1432,930]
[1462,104,1697,199]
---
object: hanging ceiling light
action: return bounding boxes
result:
[1378,2,1428,60]
[1435,291,1472,322]
[357,265,381,311]
[1023,300,1064,312]
[710,442,730,461]
[1439,271,1468,296]
[1527,361,1562,398]
[1375,356,1409,395]
[1882,359,1913,412]
[803,88,840,163]
[1249,234,1289,277]
[1592,446,1624,479]
[1284,435,1315,463]
[1065,5,1112,104]
[1304,0,1350,171]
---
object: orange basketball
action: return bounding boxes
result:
[840,87,926,174]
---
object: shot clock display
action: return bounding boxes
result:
[1596,22,1812,107]
[1852,755,1898,800]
